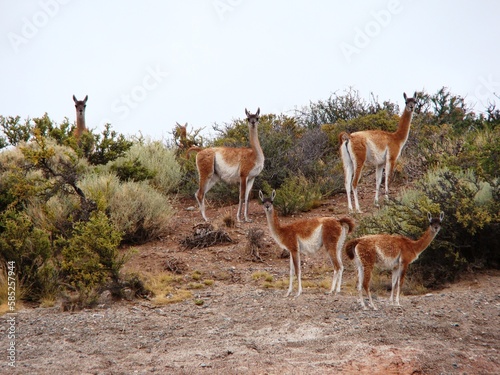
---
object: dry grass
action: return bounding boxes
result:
[142,272,191,305]
[251,271,274,282]
[39,297,57,308]
[191,271,202,281]
[141,270,215,306]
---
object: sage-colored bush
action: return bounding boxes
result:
[77,172,174,243]
[108,181,174,243]
[110,140,182,194]
[356,167,499,288]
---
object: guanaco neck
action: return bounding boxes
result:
[394,105,414,144]
[264,205,283,240]
[249,123,264,163]
[412,226,438,257]
[76,112,86,136]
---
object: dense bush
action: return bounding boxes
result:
[0,209,54,301]
[107,180,174,243]
[0,115,179,304]
[356,167,499,287]
[262,174,322,216]
[59,211,124,301]
[109,140,182,194]
[296,87,398,128]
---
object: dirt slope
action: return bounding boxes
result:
[1,192,499,374]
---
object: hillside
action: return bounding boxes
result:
[2,191,499,374]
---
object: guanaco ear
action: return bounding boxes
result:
[73,95,77,103]
[427,212,432,222]
[245,108,250,117]
[256,107,260,116]
[83,95,88,103]
[271,189,276,201]
[403,92,407,101]
[413,91,417,99]
[439,211,445,221]
[259,190,264,202]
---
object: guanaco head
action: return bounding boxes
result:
[174,122,188,140]
[403,92,417,112]
[73,95,88,117]
[427,211,444,234]
[245,107,260,128]
[259,190,276,213]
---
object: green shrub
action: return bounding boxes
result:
[85,123,133,165]
[297,87,398,128]
[420,168,499,259]
[0,209,53,301]
[108,181,174,243]
[27,168,176,245]
[0,115,32,146]
[78,172,120,211]
[111,157,156,182]
[59,211,124,301]
[26,193,80,237]
[0,136,94,231]
[0,147,44,211]
[110,140,182,194]
[263,173,322,216]
[78,173,175,243]
[356,167,499,288]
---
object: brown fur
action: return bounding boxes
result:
[73,95,88,139]
[346,212,443,310]
[190,108,264,222]
[175,123,200,154]
[260,190,355,297]
[339,92,417,212]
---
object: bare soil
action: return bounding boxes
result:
[1,187,499,374]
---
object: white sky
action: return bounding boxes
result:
[1,0,499,141]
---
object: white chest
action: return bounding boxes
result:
[214,154,241,183]
[249,161,264,178]
[365,139,388,167]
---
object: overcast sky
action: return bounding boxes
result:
[1,0,499,141]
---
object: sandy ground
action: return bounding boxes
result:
[1,193,499,374]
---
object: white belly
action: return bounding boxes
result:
[365,139,387,167]
[214,155,241,183]
[298,226,323,255]
[375,245,399,269]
